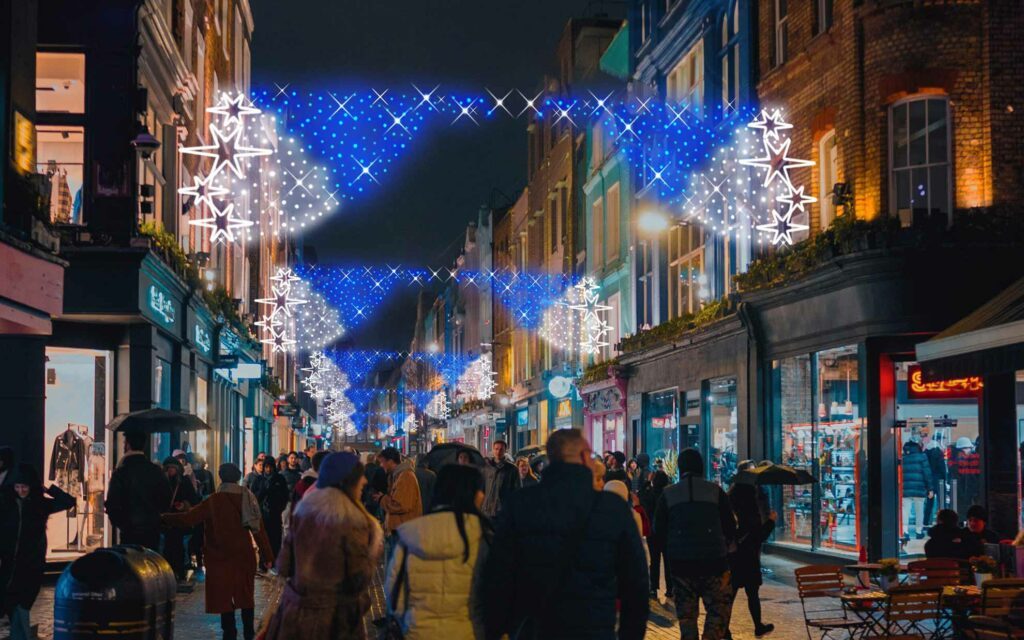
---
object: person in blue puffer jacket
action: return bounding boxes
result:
[901,440,934,543]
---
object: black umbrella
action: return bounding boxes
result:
[515,445,544,459]
[424,442,485,470]
[734,460,817,486]
[108,408,210,434]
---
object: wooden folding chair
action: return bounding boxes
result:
[964,579,1024,640]
[795,565,869,640]
[908,559,962,587]
[881,585,943,639]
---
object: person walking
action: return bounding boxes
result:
[291,450,328,512]
[0,465,75,640]
[481,440,518,518]
[243,454,266,491]
[363,452,388,517]
[162,455,200,579]
[162,463,274,640]
[727,482,776,638]
[605,480,644,538]
[414,453,437,512]
[255,459,289,556]
[105,430,172,550]
[516,457,539,488]
[300,444,317,472]
[921,432,946,527]
[482,429,649,640]
[281,452,302,493]
[604,451,629,484]
[901,439,934,545]
[264,452,383,640]
[633,452,652,497]
[372,448,422,555]
[654,448,736,640]
[189,455,215,572]
[385,464,491,639]
[647,469,673,600]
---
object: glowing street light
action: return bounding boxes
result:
[638,210,670,234]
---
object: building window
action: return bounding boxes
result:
[637,240,656,329]
[606,182,621,262]
[819,130,838,229]
[774,0,788,66]
[889,96,951,227]
[667,40,704,110]
[604,292,621,360]
[641,1,651,43]
[36,52,87,225]
[817,0,834,34]
[592,197,604,270]
[721,3,741,110]
[668,224,705,319]
[548,198,558,255]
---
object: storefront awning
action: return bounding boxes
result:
[916,276,1024,380]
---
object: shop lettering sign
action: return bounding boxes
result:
[194,325,212,354]
[13,111,34,176]
[148,285,176,325]
[907,365,983,400]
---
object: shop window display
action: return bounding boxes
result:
[774,346,865,556]
[708,377,738,487]
[895,361,980,557]
[43,348,112,561]
[645,389,679,478]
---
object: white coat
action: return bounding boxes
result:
[385,511,488,640]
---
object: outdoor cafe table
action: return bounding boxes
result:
[838,585,981,638]
[844,563,909,587]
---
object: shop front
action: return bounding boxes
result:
[748,245,1020,561]
[49,247,196,557]
[583,376,628,456]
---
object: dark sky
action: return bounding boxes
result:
[251,0,625,351]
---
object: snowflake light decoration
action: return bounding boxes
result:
[456,353,496,401]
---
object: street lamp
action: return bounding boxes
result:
[638,210,670,234]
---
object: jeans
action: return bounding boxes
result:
[9,606,31,640]
[673,571,734,640]
[903,496,926,537]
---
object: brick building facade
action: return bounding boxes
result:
[755,0,1024,233]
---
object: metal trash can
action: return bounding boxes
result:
[54,545,177,639]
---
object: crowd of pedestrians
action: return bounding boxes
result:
[3,426,1012,640]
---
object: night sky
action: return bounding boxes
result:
[251,0,625,350]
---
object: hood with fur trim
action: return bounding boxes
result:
[295,485,383,554]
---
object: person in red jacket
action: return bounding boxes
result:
[290,450,328,513]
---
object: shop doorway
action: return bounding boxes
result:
[894,361,981,557]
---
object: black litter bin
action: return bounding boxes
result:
[54,545,177,639]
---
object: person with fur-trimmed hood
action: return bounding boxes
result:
[264,452,384,640]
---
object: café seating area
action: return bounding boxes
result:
[794,562,1024,639]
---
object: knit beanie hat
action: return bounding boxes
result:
[316,452,360,489]
[678,448,704,475]
[218,462,242,483]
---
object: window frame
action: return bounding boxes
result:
[816,0,834,34]
[592,195,605,271]
[818,129,838,230]
[35,50,88,226]
[887,95,953,227]
[774,0,789,66]
[606,182,621,263]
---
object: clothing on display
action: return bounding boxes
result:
[47,164,72,223]
[49,428,87,486]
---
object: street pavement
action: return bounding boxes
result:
[3,556,809,639]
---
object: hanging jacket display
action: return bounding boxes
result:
[50,428,87,487]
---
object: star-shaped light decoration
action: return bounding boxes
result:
[747,108,793,142]
[777,184,817,214]
[207,93,262,129]
[569,277,613,355]
[739,136,814,191]
[270,267,302,289]
[180,123,272,181]
[261,324,296,353]
[187,201,254,244]
[756,208,810,246]
[179,174,229,212]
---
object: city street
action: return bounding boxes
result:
[2,0,1023,638]
[2,559,809,640]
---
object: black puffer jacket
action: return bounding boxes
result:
[482,462,649,640]
[901,442,934,499]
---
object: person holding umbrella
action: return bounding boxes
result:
[727,477,776,638]
[105,430,171,551]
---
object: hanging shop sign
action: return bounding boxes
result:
[13,111,35,176]
[548,375,573,399]
[907,365,983,400]
[556,398,573,420]
[586,386,623,414]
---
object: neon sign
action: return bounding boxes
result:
[907,365,983,400]
[148,285,176,325]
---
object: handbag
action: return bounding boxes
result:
[373,543,411,640]
[513,493,598,639]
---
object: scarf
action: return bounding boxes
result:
[219,481,263,531]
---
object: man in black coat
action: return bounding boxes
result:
[654,448,737,640]
[482,429,649,640]
[105,430,172,551]
[481,440,519,518]
[414,454,437,511]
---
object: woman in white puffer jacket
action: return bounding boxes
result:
[385,463,491,639]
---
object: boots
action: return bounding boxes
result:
[220,611,238,640]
